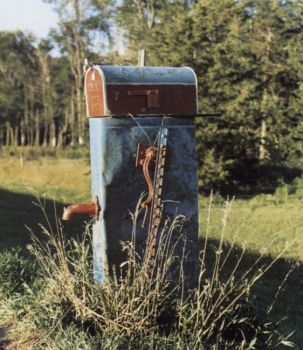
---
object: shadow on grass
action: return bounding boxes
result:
[200,236,303,349]
[1,188,303,348]
[0,188,88,251]
[0,327,9,350]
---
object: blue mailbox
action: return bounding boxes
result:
[63,65,199,287]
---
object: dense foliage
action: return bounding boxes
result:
[1,0,303,194]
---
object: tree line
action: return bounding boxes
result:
[1,0,303,194]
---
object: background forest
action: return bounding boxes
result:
[1,0,303,195]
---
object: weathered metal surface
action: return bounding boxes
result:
[89,116,199,287]
[84,65,198,117]
[95,65,197,85]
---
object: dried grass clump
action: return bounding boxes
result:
[0,196,295,349]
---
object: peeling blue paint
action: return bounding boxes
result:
[89,116,199,286]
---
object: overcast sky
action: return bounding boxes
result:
[0,0,58,38]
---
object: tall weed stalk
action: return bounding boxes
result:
[0,195,295,349]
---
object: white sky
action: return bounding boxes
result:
[0,0,58,38]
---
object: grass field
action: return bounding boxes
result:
[1,149,303,348]
[199,196,303,260]
[0,150,90,249]
[1,149,303,259]
[0,149,90,203]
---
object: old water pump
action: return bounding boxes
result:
[63,65,199,286]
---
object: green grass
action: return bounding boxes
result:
[1,151,303,348]
[0,149,90,203]
[199,196,303,260]
[0,200,294,349]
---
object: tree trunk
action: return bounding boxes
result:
[58,109,69,147]
[50,121,56,147]
[30,86,35,146]
[259,88,269,160]
[259,118,267,160]
[42,121,49,147]
[0,124,3,147]
[36,46,54,149]
[5,122,10,146]
[14,126,19,147]
[29,127,34,146]
[10,126,14,147]
[71,94,77,146]
[24,88,29,146]
[76,84,84,145]
[20,121,26,146]
[35,111,40,147]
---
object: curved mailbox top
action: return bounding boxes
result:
[96,65,197,85]
[85,65,198,118]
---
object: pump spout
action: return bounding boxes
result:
[62,201,100,221]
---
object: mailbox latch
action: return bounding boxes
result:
[128,89,160,108]
[136,144,158,208]
[136,144,167,208]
